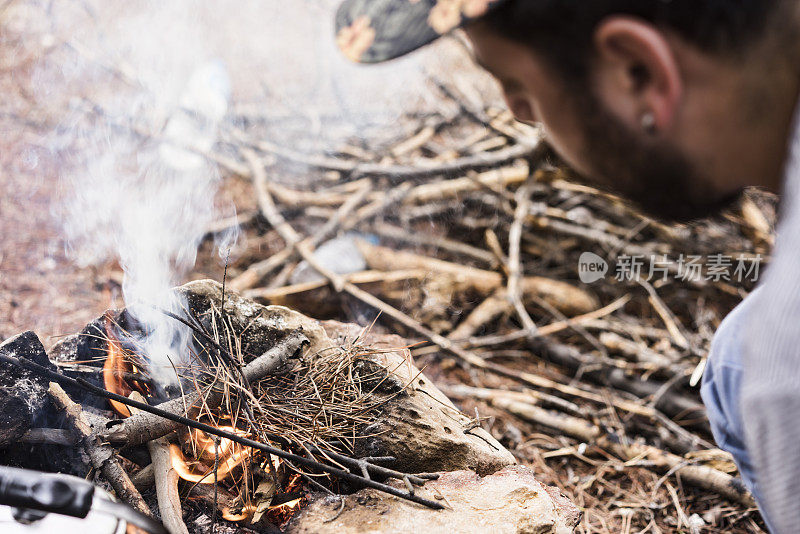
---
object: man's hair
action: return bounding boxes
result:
[483,0,788,83]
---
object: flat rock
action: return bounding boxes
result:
[287,465,581,534]
[176,279,333,361]
[323,320,515,475]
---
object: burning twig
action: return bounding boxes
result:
[19,428,77,446]
[101,329,308,448]
[47,382,151,516]
[1,347,446,511]
[56,361,157,388]
[126,391,188,534]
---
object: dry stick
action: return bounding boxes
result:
[127,391,188,534]
[599,332,682,374]
[224,158,527,211]
[148,436,188,534]
[390,122,437,157]
[432,79,533,143]
[484,228,509,271]
[356,241,598,316]
[447,288,510,342]
[530,294,609,360]
[132,464,155,491]
[3,353,443,510]
[349,182,412,224]
[445,289,627,345]
[525,211,711,290]
[244,150,352,293]
[248,182,414,293]
[507,181,538,335]
[230,150,372,292]
[372,221,498,268]
[468,391,755,508]
[547,177,690,244]
[242,129,540,182]
[525,335,705,421]
[440,383,583,418]
[229,246,294,292]
[264,162,529,210]
[204,209,258,238]
[48,383,151,516]
[638,280,690,350]
[444,382,708,454]
[249,150,301,246]
[244,269,428,302]
[448,295,631,348]
[581,317,672,342]
[527,211,668,258]
[403,162,530,205]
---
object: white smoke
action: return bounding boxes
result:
[47,2,233,381]
[22,0,500,380]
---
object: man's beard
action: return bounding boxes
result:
[572,93,743,223]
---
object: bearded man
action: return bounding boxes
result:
[336,1,800,531]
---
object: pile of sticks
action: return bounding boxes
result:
[189,81,772,533]
[60,74,774,531]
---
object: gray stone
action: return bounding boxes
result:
[287,465,581,534]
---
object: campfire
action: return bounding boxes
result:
[88,283,418,529]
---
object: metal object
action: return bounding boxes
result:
[0,466,166,534]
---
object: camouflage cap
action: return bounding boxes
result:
[335,0,511,63]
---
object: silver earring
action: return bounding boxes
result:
[641,112,657,134]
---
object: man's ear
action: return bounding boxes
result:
[592,16,683,134]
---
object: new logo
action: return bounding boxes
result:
[578,252,608,283]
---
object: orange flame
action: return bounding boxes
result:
[169,426,251,484]
[103,321,134,417]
